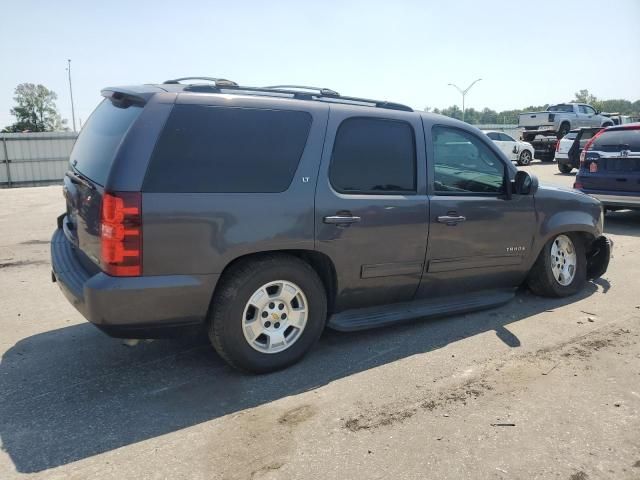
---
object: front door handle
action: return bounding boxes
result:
[437,215,466,225]
[323,214,361,226]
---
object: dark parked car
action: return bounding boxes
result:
[574,123,640,211]
[51,78,612,373]
[557,127,604,174]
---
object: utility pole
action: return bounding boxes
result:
[447,78,482,123]
[66,59,77,132]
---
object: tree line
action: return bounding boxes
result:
[3,83,639,133]
[427,90,640,124]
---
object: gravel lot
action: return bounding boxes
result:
[1,162,639,480]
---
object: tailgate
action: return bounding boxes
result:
[580,154,640,192]
[63,98,143,269]
[519,112,550,128]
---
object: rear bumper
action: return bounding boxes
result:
[51,226,219,338]
[580,190,640,208]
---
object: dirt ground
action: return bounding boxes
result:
[0,162,639,480]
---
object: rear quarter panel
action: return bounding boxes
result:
[141,96,329,275]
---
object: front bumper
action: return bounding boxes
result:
[51,225,219,338]
[587,236,613,281]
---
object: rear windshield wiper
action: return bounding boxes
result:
[65,169,95,190]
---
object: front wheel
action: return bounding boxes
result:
[517,149,533,166]
[527,233,586,297]
[208,255,327,373]
[557,163,573,174]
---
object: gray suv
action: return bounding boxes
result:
[51,78,612,373]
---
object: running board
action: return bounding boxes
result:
[327,289,515,332]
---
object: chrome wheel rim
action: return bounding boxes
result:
[520,151,531,165]
[550,235,577,286]
[242,280,308,354]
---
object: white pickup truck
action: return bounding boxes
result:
[519,103,613,142]
[518,103,613,161]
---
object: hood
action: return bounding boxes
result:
[536,183,601,207]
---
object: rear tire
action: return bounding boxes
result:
[557,123,570,139]
[208,254,327,373]
[527,233,586,297]
[557,163,573,174]
[517,150,533,166]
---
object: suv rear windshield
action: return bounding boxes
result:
[591,129,640,152]
[144,105,312,193]
[564,132,578,140]
[548,104,574,113]
[70,99,143,186]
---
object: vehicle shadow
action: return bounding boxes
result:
[0,283,600,473]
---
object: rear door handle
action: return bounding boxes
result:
[437,215,466,225]
[323,214,361,226]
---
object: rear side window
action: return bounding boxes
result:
[329,117,416,194]
[144,105,312,193]
[71,99,142,186]
[548,104,574,113]
[591,129,640,152]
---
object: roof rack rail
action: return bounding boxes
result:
[167,80,413,112]
[163,77,238,87]
[265,85,340,97]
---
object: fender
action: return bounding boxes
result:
[525,188,603,271]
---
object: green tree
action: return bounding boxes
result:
[573,89,603,111]
[2,83,67,132]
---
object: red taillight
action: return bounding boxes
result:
[101,192,142,276]
[555,140,560,152]
[580,129,605,166]
[573,181,583,190]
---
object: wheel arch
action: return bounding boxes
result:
[211,249,338,315]
[527,221,598,272]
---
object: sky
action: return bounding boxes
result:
[1,0,639,130]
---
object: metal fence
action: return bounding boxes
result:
[0,132,77,188]
[0,124,521,188]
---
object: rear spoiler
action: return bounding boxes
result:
[101,87,159,108]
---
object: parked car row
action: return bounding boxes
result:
[517,103,614,162]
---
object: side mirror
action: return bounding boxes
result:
[513,171,539,195]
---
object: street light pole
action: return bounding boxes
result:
[66,59,77,132]
[447,78,482,123]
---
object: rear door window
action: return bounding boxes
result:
[144,105,312,193]
[548,104,574,113]
[329,117,416,194]
[70,99,143,186]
